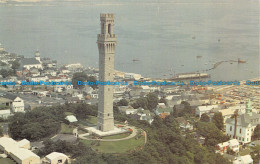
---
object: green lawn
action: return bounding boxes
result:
[91,135,145,154]
[86,116,97,124]
[239,148,251,156]
[78,116,97,126]
[102,133,131,139]
[80,139,94,146]
[0,158,16,164]
[60,123,74,134]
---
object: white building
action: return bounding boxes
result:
[29,76,48,82]
[233,155,253,164]
[225,100,260,144]
[0,109,11,119]
[196,105,219,117]
[125,73,142,80]
[118,106,137,115]
[44,152,69,164]
[3,94,25,113]
[65,63,82,70]
[20,54,43,70]
[216,139,239,154]
[65,115,78,123]
[0,137,40,164]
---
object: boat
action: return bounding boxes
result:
[132,59,139,62]
[196,55,202,58]
[238,58,246,63]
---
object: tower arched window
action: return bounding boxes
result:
[108,24,111,35]
[102,23,105,34]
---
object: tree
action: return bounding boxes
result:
[131,97,148,109]
[0,61,7,66]
[117,99,128,106]
[86,76,98,89]
[0,69,9,78]
[197,121,229,147]
[11,60,20,71]
[146,93,158,111]
[231,110,239,139]
[8,107,62,141]
[200,113,210,122]
[252,124,260,140]
[250,145,260,164]
[72,72,88,89]
[212,112,224,130]
[0,127,3,137]
[172,101,195,118]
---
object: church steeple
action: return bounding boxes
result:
[35,50,41,62]
[246,99,252,116]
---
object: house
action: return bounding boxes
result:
[66,97,80,104]
[2,94,25,113]
[0,137,40,164]
[0,109,11,119]
[175,117,193,131]
[225,100,260,144]
[19,56,43,70]
[155,107,173,115]
[0,96,12,110]
[196,105,219,117]
[65,115,78,123]
[29,76,48,82]
[157,103,166,109]
[129,108,154,124]
[233,155,253,164]
[44,152,69,164]
[29,68,40,77]
[216,139,239,154]
[118,106,137,115]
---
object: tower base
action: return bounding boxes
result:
[86,126,127,137]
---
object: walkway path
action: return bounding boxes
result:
[76,126,139,141]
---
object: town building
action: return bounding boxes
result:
[0,137,40,164]
[2,94,25,113]
[196,105,219,117]
[225,100,260,144]
[233,155,253,164]
[44,152,69,164]
[216,139,239,154]
[19,52,43,70]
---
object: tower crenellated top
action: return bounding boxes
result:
[100,13,114,18]
[98,13,116,42]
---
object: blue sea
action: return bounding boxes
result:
[0,0,259,80]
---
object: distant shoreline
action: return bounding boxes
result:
[1,0,52,2]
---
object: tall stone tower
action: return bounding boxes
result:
[97,13,117,132]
